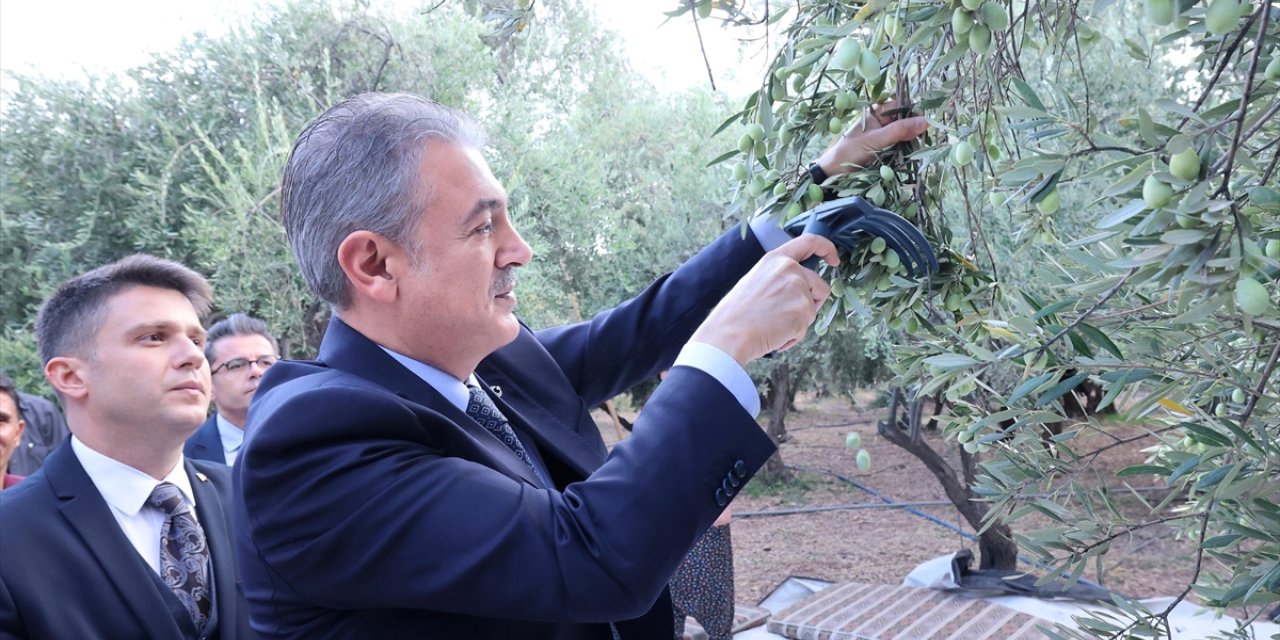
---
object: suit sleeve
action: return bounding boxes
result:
[533,224,766,407]
[237,367,774,623]
[0,568,22,639]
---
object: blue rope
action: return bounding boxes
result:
[789,465,978,541]
[786,464,1109,591]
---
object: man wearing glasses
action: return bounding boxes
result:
[186,314,278,466]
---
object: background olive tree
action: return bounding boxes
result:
[681,0,1278,634]
[0,0,762,399]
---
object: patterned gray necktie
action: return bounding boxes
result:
[465,383,542,480]
[147,482,211,630]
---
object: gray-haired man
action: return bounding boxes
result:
[184,313,278,466]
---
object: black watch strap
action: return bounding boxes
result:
[808,163,837,201]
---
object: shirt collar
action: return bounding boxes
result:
[70,436,197,516]
[215,413,245,452]
[378,346,472,413]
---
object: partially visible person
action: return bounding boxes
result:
[0,254,255,639]
[671,510,735,640]
[0,371,27,490]
[185,313,279,466]
[3,376,70,476]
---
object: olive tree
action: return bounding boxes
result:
[673,0,1278,634]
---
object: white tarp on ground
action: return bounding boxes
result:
[731,554,1279,639]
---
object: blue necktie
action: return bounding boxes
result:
[147,482,211,630]
[465,383,545,483]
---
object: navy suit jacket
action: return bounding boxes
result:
[186,415,227,465]
[234,225,778,639]
[0,441,253,639]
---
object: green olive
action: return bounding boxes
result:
[979,2,1009,31]
[1036,187,1061,214]
[831,37,862,71]
[968,24,994,56]
[1144,0,1175,25]
[1170,147,1200,181]
[1235,277,1272,316]
[1205,0,1240,36]
[1142,175,1174,209]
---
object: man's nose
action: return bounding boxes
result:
[500,225,534,267]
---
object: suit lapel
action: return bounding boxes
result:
[45,445,182,639]
[189,462,237,634]
[319,318,543,486]
[193,418,226,464]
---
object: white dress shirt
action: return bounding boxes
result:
[215,413,245,466]
[382,339,759,420]
[70,436,199,575]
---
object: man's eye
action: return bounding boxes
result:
[475,222,495,235]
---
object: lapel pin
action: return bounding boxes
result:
[195,472,209,483]
[490,385,503,397]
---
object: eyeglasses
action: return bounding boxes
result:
[211,356,278,375]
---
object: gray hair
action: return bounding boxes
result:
[36,254,213,365]
[204,313,279,364]
[281,93,487,309]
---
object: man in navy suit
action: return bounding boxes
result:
[235,94,927,638]
[186,314,279,466]
[0,255,254,639]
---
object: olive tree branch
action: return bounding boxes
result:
[1030,268,1138,360]
[1213,3,1271,199]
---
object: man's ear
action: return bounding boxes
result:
[45,357,89,401]
[337,230,408,305]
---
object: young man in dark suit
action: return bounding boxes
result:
[235,94,926,638]
[0,255,254,639]
[186,313,279,466]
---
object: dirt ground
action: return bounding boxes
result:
[598,391,1199,608]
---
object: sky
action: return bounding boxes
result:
[0,1,766,96]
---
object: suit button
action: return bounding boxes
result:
[727,472,741,488]
[733,460,747,478]
[715,488,728,507]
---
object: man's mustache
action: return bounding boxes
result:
[492,268,518,295]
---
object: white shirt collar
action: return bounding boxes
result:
[378,346,474,412]
[70,436,197,516]
[215,413,245,453]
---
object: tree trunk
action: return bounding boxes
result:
[761,363,791,482]
[977,523,1018,570]
[878,387,1018,570]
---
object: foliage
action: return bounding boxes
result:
[689,0,1279,634]
[0,0,758,397]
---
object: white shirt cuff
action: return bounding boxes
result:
[749,209,794,252]
[672,341,761,418]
